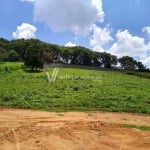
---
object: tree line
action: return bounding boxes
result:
[0,38,147,71]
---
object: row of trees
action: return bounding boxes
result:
[0,38,147,71]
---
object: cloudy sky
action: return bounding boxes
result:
[1,0,150,67]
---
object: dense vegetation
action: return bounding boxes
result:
[0,62,24,72]
[0,38,147,71]
[0,63,150,113]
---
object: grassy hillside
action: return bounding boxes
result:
[0,62,24,72]
[0,63,150,113]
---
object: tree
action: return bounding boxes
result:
[9,39,28,60]
[61,47,72,64]
[43,51,54,63]
[70,46,92,65]
[110,55,118,68]
[47,44,61,63]
[136,61,146,71]
[8,50,19,62]
[0,48,8,61]
[119,56,136,70]
[24,44,43,71]
[100,52,117,68]
[0,37,149,71]
[82,50,92,66]
[0,38,9,49]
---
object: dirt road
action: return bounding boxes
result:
[0,108,150,150]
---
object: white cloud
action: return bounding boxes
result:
[90,25,113,51]
[13,23,37,39]
[33,0,104,35]
[142,56,150,68]
[143,27,150,34]
[109,30,150,59]
[143,26,150,39]
[65,42,77,47]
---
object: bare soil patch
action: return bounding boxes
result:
[0,108,150,150]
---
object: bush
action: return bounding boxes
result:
[0,62,23,73]
[73,86,79,91]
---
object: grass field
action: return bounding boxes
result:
[122,124,150,131]
[0,63,150,113]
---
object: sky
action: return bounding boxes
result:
[0,0,150,67]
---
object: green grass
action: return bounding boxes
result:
[0,63,150,113]
[0,62,24,73]
[122,124,150,131]
[124,70,150,79]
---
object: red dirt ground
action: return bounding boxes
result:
[0,108,150,150]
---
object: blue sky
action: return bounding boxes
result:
[0,0,150,67]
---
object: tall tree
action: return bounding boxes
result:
[9,39,28,60]
[100,52,117,68]
[119,56,136,70]
[61,47,72,64]
[24,44,43,71]
[135,61,146,71]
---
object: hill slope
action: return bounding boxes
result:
[0,64,150,113]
